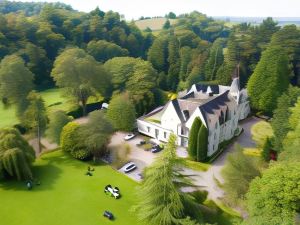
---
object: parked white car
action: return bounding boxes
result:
[124,133,136,141]
[101,102,109,109]
[104,184,120,199]
[122,162,137,173]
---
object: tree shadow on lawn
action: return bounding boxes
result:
[0,163,62,192]
[41,151,108,169]
[0,151,109,192]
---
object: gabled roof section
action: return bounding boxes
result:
[198,91,231,126]
[194,84,219,94]
[180,91,195,99]
[171,99,185,122]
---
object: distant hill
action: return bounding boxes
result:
[135,18,178,31]
[214,16,300,26]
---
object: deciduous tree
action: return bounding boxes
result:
[22,91,48,153]
[0,128,35,181]
[222,145,261,205]
[51,48,111,116]
[106,93,136,131]
[46,110,72,144]
[0,55,34,118]
[245,162,300,225]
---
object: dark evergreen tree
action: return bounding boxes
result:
[247,46,290,114]
[167,36,181,91]
[196,124,208,162]
[163,20,171,30]
[262,137,272,162]
[147,36,168,72]
[271,86,300,150]
[188,117,202,160]
[269,25,300,85]
[205,38,225,80]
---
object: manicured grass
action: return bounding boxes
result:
[0,88,70,128]
[203,199,242,225]
[40,88,73,113]
[251,121,273,147]
[0,104,18,128]
[0,150,139,225]
[184,159,210,172]
[243,147,262,157]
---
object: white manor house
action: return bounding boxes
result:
[137,77,250,157]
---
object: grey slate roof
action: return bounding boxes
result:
[194,84,220,94]
[199,91,230,126]
[171,90,231,124]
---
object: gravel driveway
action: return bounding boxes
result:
[108,116,262,206]
[183,117,262,202]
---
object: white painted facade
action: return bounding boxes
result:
[137,78,250,157]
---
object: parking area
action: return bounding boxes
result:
[108,132,188,182]
[108,132,158,182]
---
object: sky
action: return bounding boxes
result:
[14,0,300,20]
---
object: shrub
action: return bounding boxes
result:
[47,110,72,144]
[262,137,272,161]
[60,122,80,153]
[71,148,91,160]
[60,122,91,160]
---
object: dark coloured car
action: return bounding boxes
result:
[151,144,164,153]
[136,140,146,146]
[103,210,114,220]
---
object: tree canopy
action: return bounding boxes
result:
[245,162,300,225]
[134,134,184,225]
[0,128,35,181]
[247,45,290,114]
[46,110,72,144]
[51,48,111,115]
[106,93,136,131]
[0,55,34,117]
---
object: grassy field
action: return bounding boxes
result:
[135,18,178,31]
[0,103,17,128]
[0,88,70,128]
[243,120,274,157]
[40,88,73,113]
[184,159,210,172]
[251,120,273,147]
[0,150,139,225]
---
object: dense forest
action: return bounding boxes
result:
[0,1,300,225]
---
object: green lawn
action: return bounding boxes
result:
[0,88,70,128]
[0,103,17,128]
[251,121,273,147]
[0,150,139,225]
[243,120,274,157]
[184,159,210,172]
[40,88,73,113]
